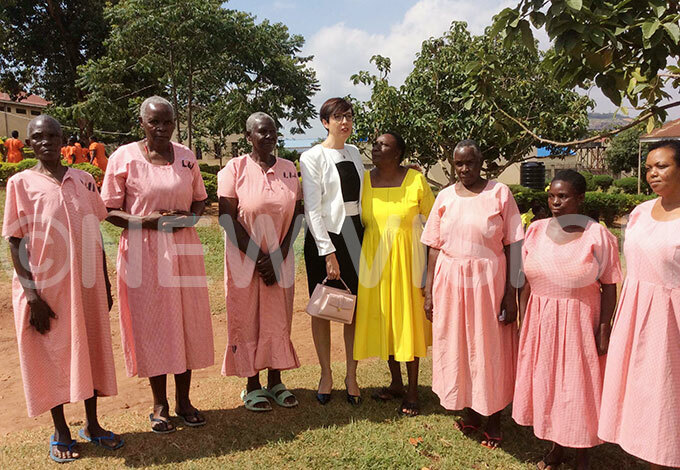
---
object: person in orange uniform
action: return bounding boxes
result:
[3,130,24,163]
[64,136,88,164]
[88,136,108,173]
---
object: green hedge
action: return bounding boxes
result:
[592,174,613,191]
[199,163,221,175]
[579,171,598,191]
[508,184,655,225]
[201,172,218,202]
[612,176,652,195]
[0,159,104,184]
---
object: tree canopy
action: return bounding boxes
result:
[605,125,648,175]
[72,0,318,148]
[350,22,590,184]
[492,0,680,139]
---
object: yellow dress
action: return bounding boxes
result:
[354,169,435,362]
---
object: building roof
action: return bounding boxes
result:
[641,117,680,142]
[0,92,50,107]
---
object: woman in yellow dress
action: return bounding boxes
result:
[354,132,434,416]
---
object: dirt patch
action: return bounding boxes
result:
[0,249,345,435]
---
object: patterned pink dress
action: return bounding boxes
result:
[421,181,523,415]
[513,219,622,447]
[599,200,680,466]
[3,169,117,417]
[101,142,214,378]
[218,155,301,377]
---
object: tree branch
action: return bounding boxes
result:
[494,100,680,146]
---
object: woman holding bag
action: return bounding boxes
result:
[301,97,364,405]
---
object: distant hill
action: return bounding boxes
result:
[588,112,635,131]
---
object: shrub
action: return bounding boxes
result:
[199,163,220,175]
[579,171,597,191]
[0,163,18,183]
[71,162,104,184]
[15,158,37,171]
[613,177,639,194]
[592,174,613,191]
[201,172,218,202]
[508,184,548,213]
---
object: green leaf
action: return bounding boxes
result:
[529,11,546,28]
[589,28,605,46]
[565,0,583,11]
[663,22,680,44]
[519,20,536,53]
[647,116,655,134]
[641,20,660,40]
[463,97,474,111]
[650,0,667,17]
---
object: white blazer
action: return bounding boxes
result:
[300,144,365,256]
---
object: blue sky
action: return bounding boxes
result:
[225,1,679,139]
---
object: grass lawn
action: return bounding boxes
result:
[0,357,646,469]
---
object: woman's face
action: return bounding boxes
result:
[28,118,62,163]
[140,103,175,143]
[548,180,584,217]
[246,118,277,155]
[322,108,353,140]
[371,134,401,168]
[453,146,482,187]
[646,146,680,197]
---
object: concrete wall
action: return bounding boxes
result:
[0,102,45,141]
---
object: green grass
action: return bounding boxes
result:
[0,358,645,469]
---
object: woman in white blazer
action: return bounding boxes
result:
[301,97,364,406]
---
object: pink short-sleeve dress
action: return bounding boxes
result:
[3,169,117,417]
[421,181,524,415]
[101,142,214,378]
[599,200,680,467]
[217,155,301,377]
[513,218,622,448]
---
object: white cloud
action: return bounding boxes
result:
[299,0,515,137]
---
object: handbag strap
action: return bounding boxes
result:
[321,276,352,293]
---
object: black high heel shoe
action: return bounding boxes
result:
[345,380,362,406]
[316,392,331,405]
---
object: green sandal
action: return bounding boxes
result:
[264,383,298,408]
[240,389,272,412]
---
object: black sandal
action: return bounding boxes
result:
[149,414,176,434]
[371,387,404,402]
[398,401,420,417]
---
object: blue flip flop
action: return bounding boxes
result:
[49,435,78,463]
[78,429,124,450]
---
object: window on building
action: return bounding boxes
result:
[30,110,40,116]
[15,108,26,114]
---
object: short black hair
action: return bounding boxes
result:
[319,97,353,124]
[11,130,18,138]
[552,169,587,195]
[648,140,680,166]
[385,131,406,160]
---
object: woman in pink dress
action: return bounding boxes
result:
[421,139,523,449]
[513,170,621,470]
[599,140,680,469]
[4,115,122,462]
[101,96,214,433]
[218,112,303,411]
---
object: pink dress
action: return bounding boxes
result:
[599,200,680,466]
[218,155,301,377]
[3,169,117,417]
[101,142,214,378]
[513,219,622,448]
[421,181,523,415]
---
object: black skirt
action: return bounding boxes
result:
[304,215,364,296]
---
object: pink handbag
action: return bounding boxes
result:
[306,277,356,324]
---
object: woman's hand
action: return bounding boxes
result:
[27,295,56,334]
[141,211,164,230]
[325,253,340,280]
[499,290,518,324]
[256,251,277,286]
[424,289,433,322]
[595,322,611,356]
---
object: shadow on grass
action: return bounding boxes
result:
[83,382,646,469]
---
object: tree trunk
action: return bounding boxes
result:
[169,48,181,142]
[187,61,193,150]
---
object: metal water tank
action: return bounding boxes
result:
[520,162,546,190]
